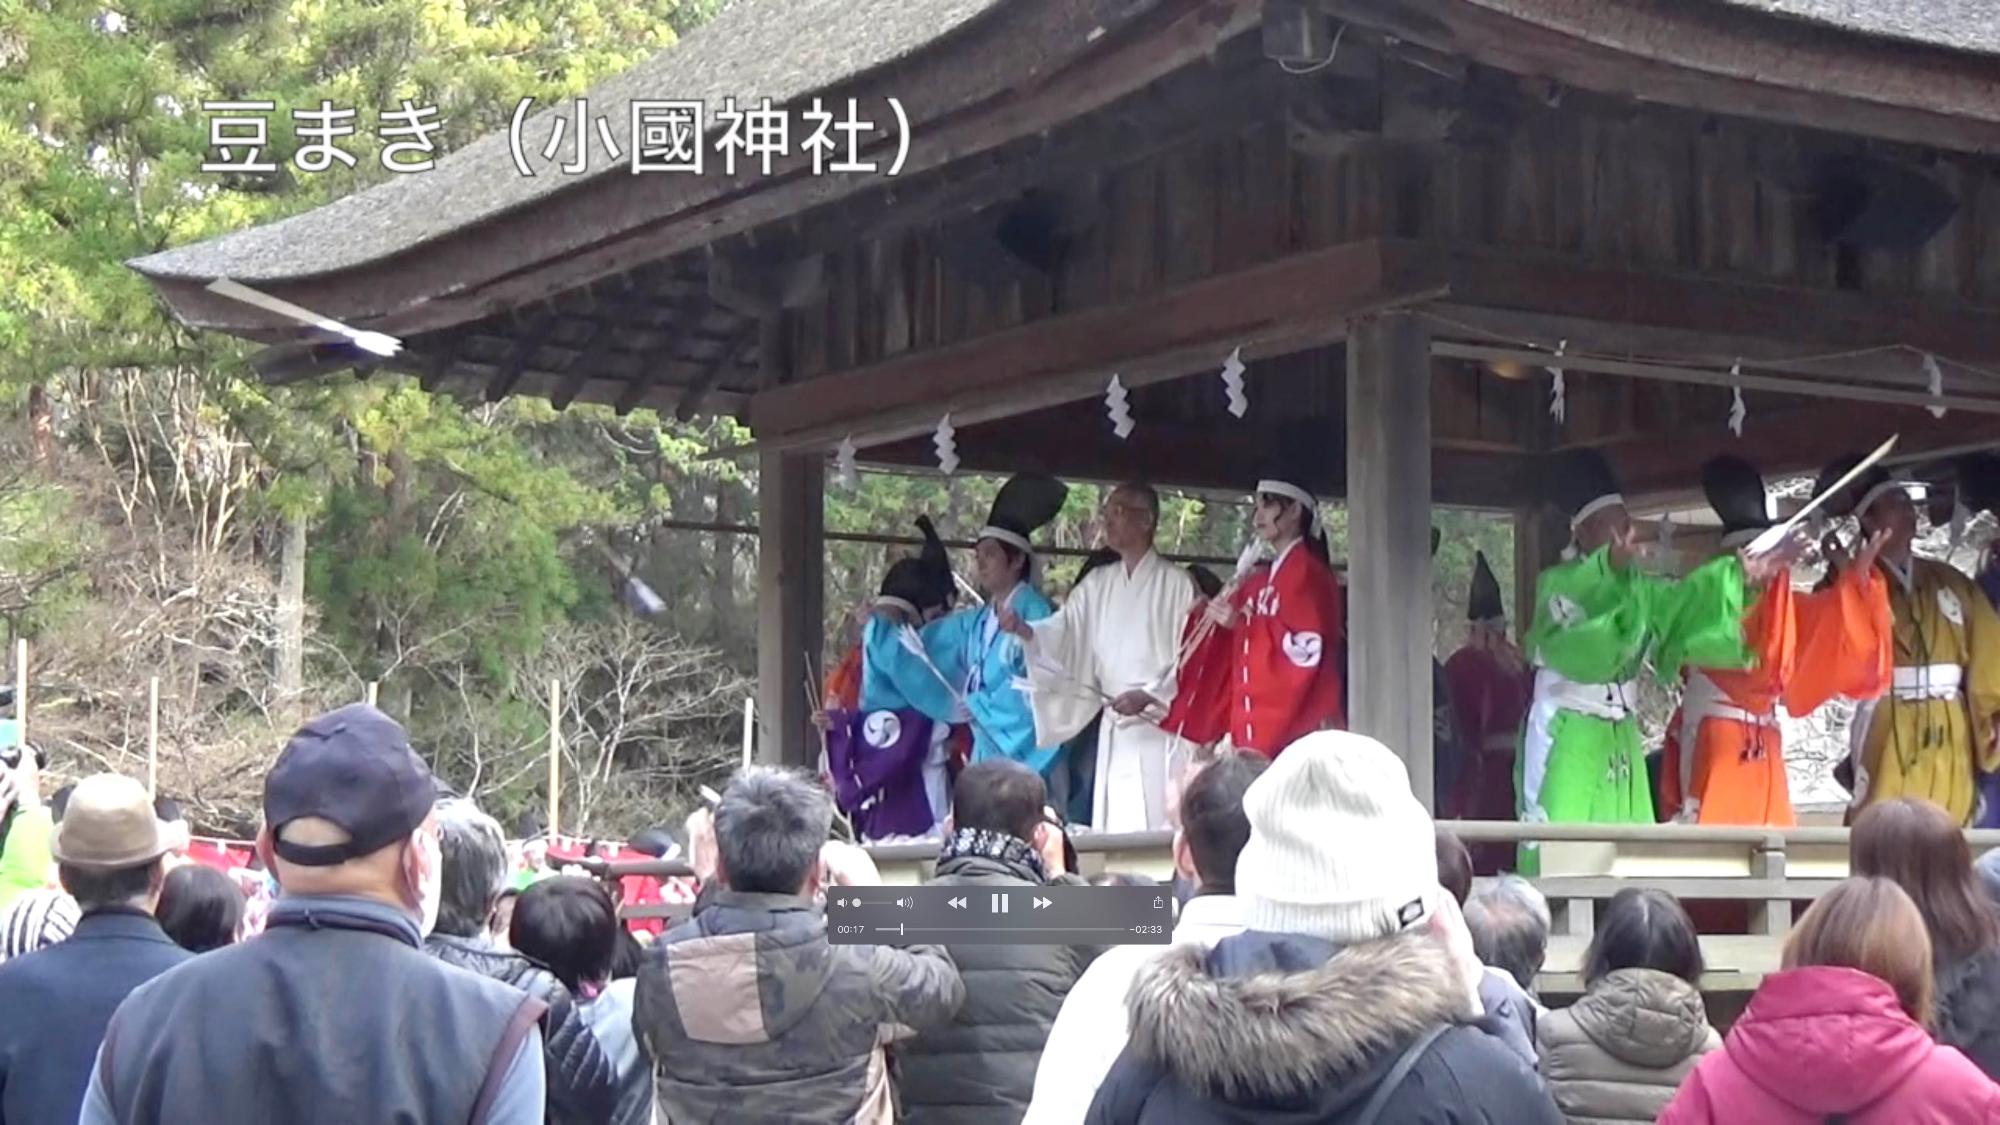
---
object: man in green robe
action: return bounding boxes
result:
[1518,451,1766,869]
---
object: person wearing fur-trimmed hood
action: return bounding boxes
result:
[1086,731,1560,1125]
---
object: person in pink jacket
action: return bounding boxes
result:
[1662,876,2000,1124]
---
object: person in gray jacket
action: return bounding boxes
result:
[900,760,1100,1123]
[1537,888,1719,1124]
[424,798,618,1125]
[635,767,963,1124]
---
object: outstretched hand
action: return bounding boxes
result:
[996,605,1030,640]
[1739,535,1803,585]
[1849,528,1892,577]
[1608,525,1640,571]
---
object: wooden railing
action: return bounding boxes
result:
[587,821,2000,994]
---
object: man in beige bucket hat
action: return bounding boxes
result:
[0,772,188,1125]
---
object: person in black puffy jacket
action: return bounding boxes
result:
[426,798,618,1125]
[898,761,1099,1123]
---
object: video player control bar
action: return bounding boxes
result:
[827,885,1172,946]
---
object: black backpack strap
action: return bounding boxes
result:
[1354,1023,1454,1125]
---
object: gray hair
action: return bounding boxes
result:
[1464,874,1552,992]
[1977,848,2000,908]
[433,797,509,939]
[715,767,832,895]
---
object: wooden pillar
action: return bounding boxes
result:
[754,311,825,770]
[1513,507,1567,646]
[756,452,824,769]
[1346,312,1435,806]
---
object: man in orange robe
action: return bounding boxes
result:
[1660,456,1892,826]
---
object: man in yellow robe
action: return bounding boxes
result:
[1818,454,2000,826]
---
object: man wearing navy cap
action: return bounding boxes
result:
[80,705,550,1125]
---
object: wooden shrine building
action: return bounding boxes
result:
[132,0,2000,803]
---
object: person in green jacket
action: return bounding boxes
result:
[0,744,52,911]
[1519,452,1783,870]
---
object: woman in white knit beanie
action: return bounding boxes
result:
[1091,729,1561,1124]
[1234,729,1487,1010]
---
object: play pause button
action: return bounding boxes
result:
[948,896,967,910]
[990,893,1009,913]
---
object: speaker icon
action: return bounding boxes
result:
[897,897,915,909]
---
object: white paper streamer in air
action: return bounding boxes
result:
[1220,347,1249,418]
[1952,497,1970,552]
[834,435,860,491]
[1728,359,1746,437]
[933,414,959,475]
[1925,353,1947,419]
[206,278,402,357]
[1548,339,1568,424]
[1106,375,1134,439]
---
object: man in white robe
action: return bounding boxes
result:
[1000,482,1197,831]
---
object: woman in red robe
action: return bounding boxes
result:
[1164,471,1345,757]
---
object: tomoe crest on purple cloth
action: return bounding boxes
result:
[823,707,938,841]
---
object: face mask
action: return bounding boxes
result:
[410,829,443,937]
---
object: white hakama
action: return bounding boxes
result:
[1024,550,1197,832]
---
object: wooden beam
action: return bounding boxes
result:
[676,320,759,421]
[1346,310,1435,804]
[486,316,558,403]
[1415,241,2000,364]
[417,332,466,392]
[1311,0,2000,155]
[1434,343,2000,415]
[748,238,1445,449]
[865,408,1532,508]
[1603,398,1998,504]
[550,322,625,410]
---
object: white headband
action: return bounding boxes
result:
[1854,479,1915,521]
[1256,480,1322,535]
[1570,493,1626,530]
[977,526,1032,555]
[874,596,919,617]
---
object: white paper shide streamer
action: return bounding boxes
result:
[1728,359,1747,437]
[1548,338,1568,424]
[1220,347,1249,419]
[933,414,959,475]
[834,435,860,491]
[1952,497,1970,552]
[206,278,402,358]
[1925,352,1947,419]
[1105,375,1134,439]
